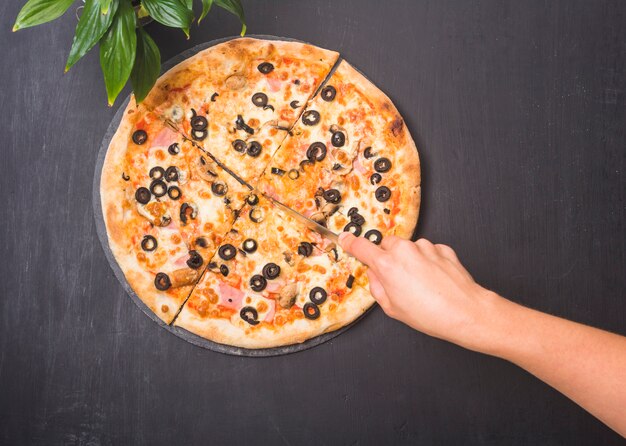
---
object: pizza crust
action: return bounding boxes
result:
[175,284,374,349]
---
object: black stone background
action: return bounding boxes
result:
[0,0,624,444]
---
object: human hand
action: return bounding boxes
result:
[338,233,500,351]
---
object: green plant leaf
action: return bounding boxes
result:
[215,0,246,36]
[65,0,118,72]
[130,27,161,103]
[99,0,136,105]
[13,0,75,31]
[183,0,193,10]
[141,0,194,37]
[100,0,112,14]
[198,0,213,24]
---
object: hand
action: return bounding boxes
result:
[338,233,499,351]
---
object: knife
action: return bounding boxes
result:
[173,123,340,243]
[254,190,340,244]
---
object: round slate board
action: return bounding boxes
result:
[93,35,378,357]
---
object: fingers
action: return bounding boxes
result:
[380,235,404,251]
[339,232,384,267]
[366,269,392,314]
[435,243,458,262]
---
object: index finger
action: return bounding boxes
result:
[338,232,384,267]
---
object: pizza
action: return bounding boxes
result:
[100,38,421,349]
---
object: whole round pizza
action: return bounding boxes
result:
[100,37,421,349]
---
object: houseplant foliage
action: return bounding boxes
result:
[13,0,246,105]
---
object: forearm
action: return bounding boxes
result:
[474,292,626,437]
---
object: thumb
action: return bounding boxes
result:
[339,232,383,268]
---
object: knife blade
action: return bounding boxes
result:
[254,190,340,244]
[171,122,340,243]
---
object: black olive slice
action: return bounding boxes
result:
[180,202,196,225]
[346,274,355,289]
[302,110,321,126]
[262,263,281,280]
[190,115,208,131]
[208,261,218,270]
[331,131,346,147]
[370,173,382,185]
[330,247,339,261]
[363,146,376,159]
[364,229,383,245]
[149,166,165,180]
[141,235,157,252]
[211,181,228,197]
[242,238,258,254]
[235,115,254,135]
[384,208,391,214]
[195,237,208,248]
[122,172,130,181]
[132,129,147,145]
[321,85,336,102]
[375,186,392,202]
[154,272,171,291]
[232,139,247,153]
[164,166,179,182]
[347,207,358,217]
[191,128,208,141]
[246,194,259,206]
[323,189,341,204]
[298,241,314,257]
[218,244,237,261]
[135,187,151,204]
[250,274,267,292]
[167,185,182,200]
[257,62,274,74]
[251,92,268,107]
[309,287,327,305]
[343,222,362,236]
[299,159,314,172]
[211,92,219,102]
[350,212,366,226]
[287,169,300,180]
[306,142,327,162]
[168,143,180,155]
[247,141,262,157]
[150,180,167,197]
[240,306,260,325]
[303,302,320,320]
[374,157,392,173]
[290,100,300,109]
[263,104,275,111]
[186,250,204,269]
[220,264,229,276]
[271,167,285,176]
[249,208,264,223]
[294,79,301,85]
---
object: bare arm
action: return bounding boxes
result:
[339,232,626,437]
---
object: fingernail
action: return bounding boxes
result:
[338,231,350,247]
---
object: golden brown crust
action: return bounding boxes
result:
[175,284,374,349]
[334,61,421,239]
[101,98,192,323]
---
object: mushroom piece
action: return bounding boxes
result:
[310,212,328,227]
[193,155,218,182]
[283,251,295,267]
[170,268,200,287]
[321,202,340,217]
[136,202,171,226]
[167,105,184,123]
[330,147,357,176]
[278,282,299,309]
[225,73,247,90]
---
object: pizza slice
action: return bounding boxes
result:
[258,60,421,243]
[141,38,339,183]
[174,195,372,348]
[101,102,249,323]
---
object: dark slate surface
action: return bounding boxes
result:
[1,0,624,444]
